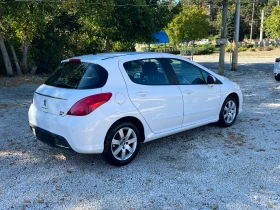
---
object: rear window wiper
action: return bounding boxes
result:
[54,81,74,89]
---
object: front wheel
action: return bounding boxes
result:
[103,122,141,166]
[275,75,280,81]
[218,96,238,127]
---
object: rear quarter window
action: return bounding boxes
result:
[45,62,108,89]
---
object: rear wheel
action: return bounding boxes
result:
[275,75,280,81]
[103,122,141,166]
[218,96,238,127]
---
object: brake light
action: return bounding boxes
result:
[276,58,280,62]
[69,59,81,63]
[67,93,112,116]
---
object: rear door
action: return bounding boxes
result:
[119,56,183,134]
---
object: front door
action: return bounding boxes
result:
[167,58,221,126]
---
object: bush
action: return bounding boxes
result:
[225,45,231,52]
[239,47,247,52]
[247,43,254,48]
[249,48,256,51]
[194,44,215,55]
[264,46,274,51]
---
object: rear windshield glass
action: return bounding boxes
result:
[45,62,108,89]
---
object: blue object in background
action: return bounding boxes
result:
[151,30,169,44]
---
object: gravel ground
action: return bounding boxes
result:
[0,60,280,210]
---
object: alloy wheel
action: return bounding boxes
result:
[111,127,138,161]
[223,100,237,124]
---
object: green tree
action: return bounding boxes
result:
[0,1,46,75]
[0,3,14,76]
[92,0,174,51]
[1,0,176,75]
[166,5,209,44]
[264,6,280,39]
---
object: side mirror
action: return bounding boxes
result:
[207,75,216,85]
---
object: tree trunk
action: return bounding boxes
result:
[8,41,22,75]
[30,65,37,75]
[0,33,14,77]
[21,29,29,74]
[104,37,110,52]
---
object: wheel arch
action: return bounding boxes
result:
[227,92,239,111]
[106,116,145,143]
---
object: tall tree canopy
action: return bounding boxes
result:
[166,5,209,44]
[0,0,176,75]
[264,6,280,39]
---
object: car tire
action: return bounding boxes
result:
[218,96,238,127]
[275,75,280,81]
[103,122,141,166]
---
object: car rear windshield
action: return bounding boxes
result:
[45,62,108,89]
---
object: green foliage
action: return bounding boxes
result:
[180,44,215,55]
[227,11,235,42]
[93,0,174,43]
[194,44,215,55]
[225,45,231,53]
[264,6,280,39]
[166,5,209,44]
[111,42,136,52]
[238,47,247,52]
[0,0,176,74]
[264,46,274,51]
[226,7,246,42]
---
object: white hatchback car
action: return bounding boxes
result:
[274,57,280,81]
[28,52,243,166]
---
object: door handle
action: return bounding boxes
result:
[135,91,148,97]
[183,90,192,95]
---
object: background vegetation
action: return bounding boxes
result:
[1,0,280,76]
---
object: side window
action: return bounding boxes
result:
[168,59,206,85]
[123,59,169,85]
[201,70,210,82]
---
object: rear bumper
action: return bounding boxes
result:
[28,103,112,154]
[30,125,72,150]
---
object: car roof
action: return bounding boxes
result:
[62,52,164,63]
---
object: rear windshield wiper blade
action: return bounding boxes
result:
[54,81,74,89]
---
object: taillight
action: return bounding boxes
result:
[276,58,280,62]
[67,93,112,116]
